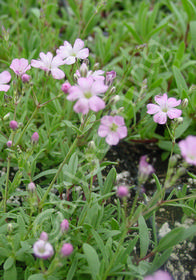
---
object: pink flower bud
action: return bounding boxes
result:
[106,71,116,86]
[31,132,39,143]
[61,82,71,94]
[9,120,18,130]
[61,243,73,257]
[28,182,36,192]
[117,186,129,198]
[6,140,12,147]
[21,74,31,83]
[40,231,48,241]
[60,219,69,232]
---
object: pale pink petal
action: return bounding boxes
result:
[52,55,65,67]
[98,125,110,137]
[20,58,31,71]
[31,59,43,68]
[167,97,181,107]
[0,85,10,92]
[76,48,89,59]
[147,104,160,114]
[179,135,196,165]
[67,86,83,101]
[73,98,89,114]
[117,126,127,139]
[155,93,168,105]
[51,68,65,80]
[56,41,73,59]
[64,56,76,65]
[113,116,125,126]
[91,80,108,95]
[167,108,182,119]
[0,71,11,84]
[106,132,120,145]
[78,77,93,92]
[10,59,20,73]
[88,96,105,112]
[153,112,167,124]
[101,116,114,126]
[154,270,172,280]
[73,39,84,52]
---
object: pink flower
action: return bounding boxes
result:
[98,115,127,145]
[144,270,172,280]
[0,71,11,92]
[138,155,154,184]
[9,120,18,130]
[56,38,89,65]
[31,52,65,79]
[10,58,31,77]
[67,77,108,114]
[147,93,182,124]
[31,132,39,143]
[178,135,196,165]
[117,186,129,198]
[61,243,73,257]
[60,219,69,232]
[33,239,54,259]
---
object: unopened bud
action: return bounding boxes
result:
[88,140,96,152]
[73,73,79,82]
[61,243,73,257]
[31,132,39,143]
[22,74,31,83]
[7,223,13,233]
[109,86,116,95]
[106,71,116,86]
[109,95,120,105]
[28,182,36,192]
[9,120,18,130]
[181,98,188,108]
[177,167,186,176]
[6,140,12,148]
[60,219,69,232]
[3,112,10,120]
[93,63,100,70]
[117,186,129,198]
[175,117,183,124]
[61,82,71,94]
[40,231,48,241]
[79,63,88,77]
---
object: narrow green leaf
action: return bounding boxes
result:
[172,66,188,97]
[103,167,116,195]
[124,23,143,44]
[83,243,100,280]
[138,215,150,258]
[66,257,78,280]
[3,256,14,270]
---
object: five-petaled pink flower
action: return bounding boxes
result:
[10,58,31,77]
[33,239,54,259]
[144,270,172,280]
[147,93,182,124]
[31,52,65,79]
[67,77,108,114]
[178,135,196,166]
[0,71,11,92]
[98,115,127,145]
[56,38,89,65]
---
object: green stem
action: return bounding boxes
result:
[129,189,140,220]
[15,106,38,146]
[3,155,11,212]
[39,137,78,209]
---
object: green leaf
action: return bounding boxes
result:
[175,117,192,139]
[124,23,143,44]
[190,20,196,51]
[138,215,150,258]
[149,248,173,273]
[182,0,196,20]
[33,169,57,181]
[83,243,100,280]
[102,167,116,195]
[28,274,45,280]
[3,263,17,280]
[66,256,78,280]
[3,256,14,270]
[155,227,185,252]
[172,65,188,98]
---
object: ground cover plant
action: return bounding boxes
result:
[0,0,196,279]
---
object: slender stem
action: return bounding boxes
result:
[3,155,11,212]
[15,106,38,146]
[129,189,140,220]
[39,137,78,209]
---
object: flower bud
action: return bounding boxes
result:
[106,71,116,86]
[31,132,39,143]
[22,74,31,83]
[9,120,18,130]
[61,243,73,257]
[28,182,36,192]
[117,186,129,198]
[61,82,71,94]
[7,223,13,233]
[87,140,96,152]
[93,63,100,70]
[181,98,188,108]
[60,219,69,232]
[79,63,88,77]
[6,140,12,148]
[109,86,116,95]
[109,95,120,105]
[175,117,183,124]
[40,231,48,241]
[3,112,10,120]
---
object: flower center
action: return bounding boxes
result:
[161,106,168,113]
[110,123,118,132]
[84,91,92,99]
[38,246,46,254]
